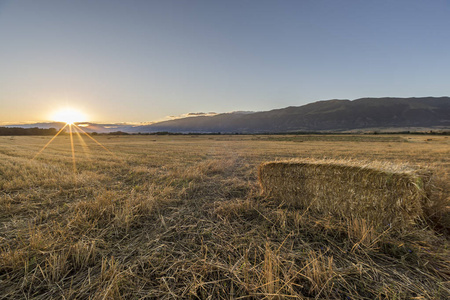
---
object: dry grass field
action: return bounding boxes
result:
[0,134,449,299]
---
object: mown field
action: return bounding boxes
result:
[0,134,449,299]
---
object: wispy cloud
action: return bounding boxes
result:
[164,112,218,121]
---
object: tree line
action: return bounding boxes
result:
[0,127,58,136]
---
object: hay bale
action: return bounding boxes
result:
[258,159,433,230]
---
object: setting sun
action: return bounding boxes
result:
[51,108,87,124]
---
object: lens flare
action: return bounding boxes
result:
[33,119,119,176]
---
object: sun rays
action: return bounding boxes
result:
[68,124,77,172]
[32,107,119,173]
[33,122,117,174]
[73,124,117,157]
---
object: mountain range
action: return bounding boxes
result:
[131,97,450,133]
[5,97,450,133]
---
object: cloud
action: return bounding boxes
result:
[165,112,218,120]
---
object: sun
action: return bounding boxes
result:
[51,108,87,124]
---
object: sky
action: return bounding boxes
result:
[1,0,449,124]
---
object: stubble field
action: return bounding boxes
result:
[0,134,449,299]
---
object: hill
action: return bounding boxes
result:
[5,97,450,134]
[133,97,450,133]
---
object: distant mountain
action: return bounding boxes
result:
[4,122,139,133]
[6,97,450,134]
[132,97,450,133]
[7,122,67,129]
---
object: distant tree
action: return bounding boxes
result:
[108,131,129,135]
[0,127,58,136]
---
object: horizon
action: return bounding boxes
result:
[1,95,449,126]
[1,95,448,130]
[4,94,450,126]
[1,1,450,124]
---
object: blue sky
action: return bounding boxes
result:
[1,0,449,123]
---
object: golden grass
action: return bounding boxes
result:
[0,134,449,299]
[258,159,434,230]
